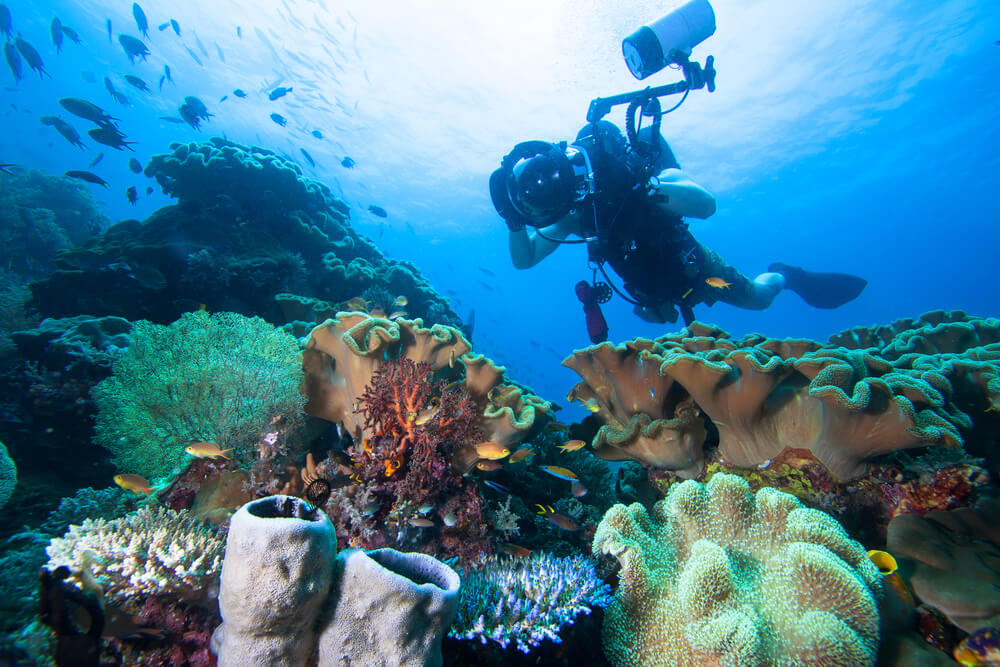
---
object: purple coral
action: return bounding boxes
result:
[448,553,612,653]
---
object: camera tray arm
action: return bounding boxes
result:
[586,55,716,123]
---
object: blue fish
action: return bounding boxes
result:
[132,3,148,39]
[268,86,292,101]
[311,129,323,139]
[269,112,286,126]
[170,19,180,36]
[233,88,246,98]
[368,205,387,218]
[300,148,315,167]
[341,156,355,168]
[483,480,510,494]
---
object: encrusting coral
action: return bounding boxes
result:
[0,440,15,509]
[565,311,1000,480]
[44,506,225,611]
[593,473,883,667]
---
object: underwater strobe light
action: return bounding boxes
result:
[623,0,717,79]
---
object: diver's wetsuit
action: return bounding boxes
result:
[576,122,757,321]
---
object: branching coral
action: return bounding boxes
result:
[45,507,224,611]
[448,553,612,653]
[594,473,883,667]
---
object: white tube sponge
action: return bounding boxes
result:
[318,547,460,667]
[212,495,336,667]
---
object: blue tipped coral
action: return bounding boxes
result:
[448,553,612,653]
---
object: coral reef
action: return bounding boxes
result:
[887,497,1000,633]
[448,553,612,654]
[92,310,306,481]
[0,168,109,280]
[30,139,461,329]
[565,311,1000,480]
[0,440,15,509]
[45,506,225,611]
[593,473,883,667]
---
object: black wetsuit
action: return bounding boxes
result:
[575,122,756,320]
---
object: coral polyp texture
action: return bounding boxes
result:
[92,310,306,480]
[448,553,612,653]
[44,506,224,610]
[565,310,1000,480]
[593,473,882,667]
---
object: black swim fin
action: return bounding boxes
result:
[768,263,867,309]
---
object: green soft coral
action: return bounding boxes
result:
[92,311,305,481]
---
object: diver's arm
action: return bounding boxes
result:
[650,168,717,219]
[508,213,581,269]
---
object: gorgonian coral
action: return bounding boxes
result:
[448,553,612,653]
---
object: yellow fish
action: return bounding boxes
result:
[394,295,408,307]
[539,465,579,481]
[388,310,407,320]
[558,439,587,453]
[476,460,503,472]
[344,297,370,311]
[705,276,732,289]
[581,398,601,413]
[544,421,569,433]
[509,445,534,463]
[114,473,153,496]
[868,549,914,606]
[184,441,233,459]
[475,441,510,460]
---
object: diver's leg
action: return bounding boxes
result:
[691,244,783,311]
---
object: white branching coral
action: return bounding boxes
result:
[594,473,883,667]
[45,506,224,610]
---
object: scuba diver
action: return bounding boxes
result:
[488,1,867,342]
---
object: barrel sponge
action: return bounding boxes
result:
[0,440,15,509]
[593,473,882,667]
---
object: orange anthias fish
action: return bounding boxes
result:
[498,542,533,558]
[509,445,534,463]
[558,439,587,453]
[536,504,581,531]
[184,442,233,459]
[705,276,732,289]
[114,473,153,496]
[475,441,510,460]
[476,460,503,472]
[539,465,579,482]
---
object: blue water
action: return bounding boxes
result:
[2,0,999,419]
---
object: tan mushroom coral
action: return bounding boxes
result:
[303,313,548,448]
[887,497,1000,633]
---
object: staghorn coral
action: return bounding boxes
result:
[44,506,224,612]
[565,312,1000,480]
[887,497,1000,633]
[92,310,306,481]
[448,553,612,654]
[593,473,882,667]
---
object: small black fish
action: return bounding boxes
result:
[14,37,48,78]
[81,69,95,83]
[59,97,118,125]
[270,112,287,126]
[106,18,112,43]
[128,157,142,173]
[300,148,315,167]
[0,4,10,40]
[145,185,153,194]
[51,17,64,53]
[39,115,59,126]
[119,34,150,64]
[126,185,138,204]
[215,42,225,63]
[236,26,242,39]
[43,117,85,149]
[124,74,149,92]
[219,94,228,102]
[170,19,180,36]
[158,74,165,91]
[104,76,129,105]
[194,32,208,58]
[132,3,148,39]
[479,267,496,277]
[157,21,169,32]
[61,25,81,44]
[164,64,172,82]
[3,42,20,83]
[88,126,135,151]
[65,170,108,187]
[88,152,104,167]
[368,205,387,218]
[341,156,355,168]
[268,86,292,101]
[232,88,246,98]
[311,129,323,139]
[158,115,185,123]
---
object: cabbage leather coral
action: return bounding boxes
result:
[887,497,1000,633]
[593,473,883,667]
[448,553,612,653]
[566,312,1000,480]
[44,507,224,611]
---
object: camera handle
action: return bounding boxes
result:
[586,54,716,123]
